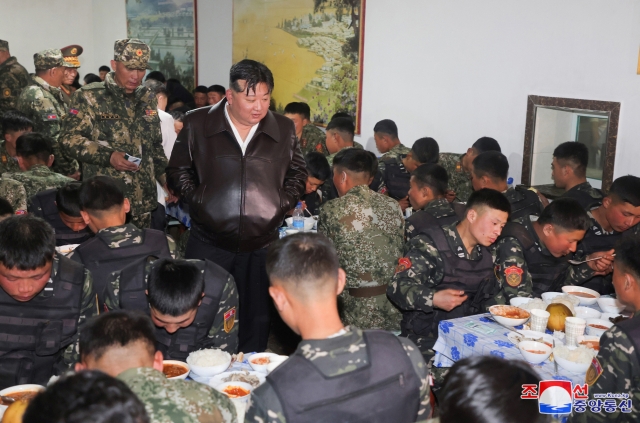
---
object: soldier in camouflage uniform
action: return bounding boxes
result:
[0,176,27,213]
[0,110,32,174]
[16,49,79,178]
[552,141,603,211]
[372,118,410,167]
[284,101,328,156]
[59,39,168,229]
[59,45,83,107]
[0,39,29,119]
[318,149,403,331]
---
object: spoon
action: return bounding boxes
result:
[568,254,615,265]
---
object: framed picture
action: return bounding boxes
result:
[233,0,366,133]
[125,0,198,92]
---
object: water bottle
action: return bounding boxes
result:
[292,202,305,231]
[507,177,514,189]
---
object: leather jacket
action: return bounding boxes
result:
[166,100,307,252]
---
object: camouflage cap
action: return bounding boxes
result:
[60,44,83,68]
[33,49,65,70]
[0,40,8,52]
[113,38,152,70]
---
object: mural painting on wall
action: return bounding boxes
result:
[233,0,366,132]
[126,0,197,92]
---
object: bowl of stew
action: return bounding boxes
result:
[585,319,613,337]
[162,360,190,380]
[0,384,44,418]
[488,305,530,327]
[518,340,552,364]
[561,286,600,306]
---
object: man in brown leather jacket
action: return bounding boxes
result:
[166,59,307,352]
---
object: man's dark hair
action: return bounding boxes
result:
[472,151,509,182]
[607,175,640,207]
[83,73,102,85]
[615,235,640,282]
[144,79,168,97]
[148,258,204,316]
[207,84,226,95]
[168,110,184,122]
[56,182,83,217]
[284,102,311,120]
[411,137,439,164]
[23,370,150,423]
[412,163,448,196]
[194,85,208,94]
[0,215,55,270]
[16,132,52,162]
[229,59,274,94]
[333,148,376,176]
[1,110,33,135]
[553,142,588,178]
[98,65,110,73]
[305,152,331,182]
[79,176,125,213]
[326,117,355,138]
[266,233,339,288]
[0,197,13,217]
[472,136,501,153]
[537,197,590,232]
[79,310,156,361]
[145,70,166,84]
[373,119,398,139]
[440,356,550,423]
[330,112,352,121]
[465,188,511,217]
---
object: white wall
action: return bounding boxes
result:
[197,0,233,86]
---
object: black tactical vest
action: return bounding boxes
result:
[506,186,543,221]
[576,223,622,294]
[406,202,466,236]
[381,157,411,200]
[500,221,570,296]
[118,257,229,360]
[561,187,603,211]
[267,330,421,423]
[74,229,171,305]
[28,189,93,247]
[0,257,85,389]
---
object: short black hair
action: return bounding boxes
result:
[207,84,226,95]
[145,70,166,83]
[0,197,13,217]
[373,119,398,138]
[194,85,208,94]
[148,259,204,316]
[615,235,640,282]
[537,197,590,232]
[56,182,83,217]
[0,215,55,270]
[229,59,274,95]
[284,102,311,120]
[412,163,448,196]
[23,370,149,423]
[466,188,511,217]
[333,148,376,176]
[553,142,588,178]
[326,117,355,138]
[1,110,33,135]
[330,112,352,121]
[305,152,331,181]
[79,176,125,214]
[411,137,439,164]
[16,132,52,162]
[472,136,501,153]
[607,175,640,207]
[472,151,509,182]
[144,79,168,97]
[98,65,110,72]
[440,356,549,423]
[83,73,102,85]
[168,110,184,122]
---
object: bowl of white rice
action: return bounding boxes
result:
[553,345,596,373]
[186,349,232,377]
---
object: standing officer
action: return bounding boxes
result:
[0,39,29,119]
[60,45,83,106]
[16,49,79,179]
[59,39,169,229]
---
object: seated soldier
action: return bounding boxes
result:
[439,136,501,203]
[569,235,640,423]
[69,176,175,305]
[471,151,544,220]
[300,151,330,216]
[75,311,236,423]
[553,141,603,210]
[405,163,465,242]
[493,198,614,300]
[373,119,410,159]
[3,132,73,198]
[105,257,238,357]
[0,198,13,221]
[0,110,33,174]
[380,136,440,211]
[245,233,432,423]
[207,84,226,106]
[284,102,327,155]
[318,148,403,331]
[388,189,510,359]
[0,215,94,389]
[28,182,93,246]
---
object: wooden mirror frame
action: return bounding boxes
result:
[521,95,620,192]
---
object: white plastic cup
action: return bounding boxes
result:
[530,309,550,332]
[564,316,587,346]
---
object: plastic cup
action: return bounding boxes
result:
[564,316,586,346]
[530,309,550,332]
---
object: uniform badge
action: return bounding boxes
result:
[379,186,388,195]
[71,47,78,55]
[2,88,10,97]
[315,143,323,153]
[223,307,236,333]
[69,108,79,115]
[586,357,603,386]
[395,257,412,274]
[455,161,462,173]
[46,114,58,120]
[136,49,143,57]
[14,210,26,215]
[145,109,157,116]
[1,155,6,164]
[504,265,523,287]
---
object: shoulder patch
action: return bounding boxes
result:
[585,357,603,386]
[395,257,412,274]
[223,307,236,333]
[504,265,523,287]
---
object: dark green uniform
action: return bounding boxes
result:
[0,56,29,117]
[3,164,73,199]
[439,152,472,202]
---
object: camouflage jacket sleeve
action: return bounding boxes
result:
[387,235,443,313]
[0,177,27,212]
[565,260,597,286]
[491,237,533,301]
[205,274,239,354]
[103,272,121,311]
[148,114,168,186]
[399,337,432,420]
[244,381,286,423]
[62,268,96,369]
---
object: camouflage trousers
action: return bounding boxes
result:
[403,332,451,400]
[131,212,152,229]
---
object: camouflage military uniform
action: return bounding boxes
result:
[0,176,27,212]
[318,185,403,331]
[324,143,387,199]
[118,367,236,423]
[299,123,327,156]
[377,143,411,176]
[439,152,472,202]
[0,141,20,174]
[405,198,458,243]
[0,49,29,117]
[245,326,432,423]
[3,164,73,199]
[325,141,364,166]
[104,257,238,353]
[561,181,603,210]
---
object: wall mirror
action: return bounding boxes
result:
[521,95,620,197]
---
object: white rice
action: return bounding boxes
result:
[520,298,547,312]
[187,349,230,367]
[554,345,596,364]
